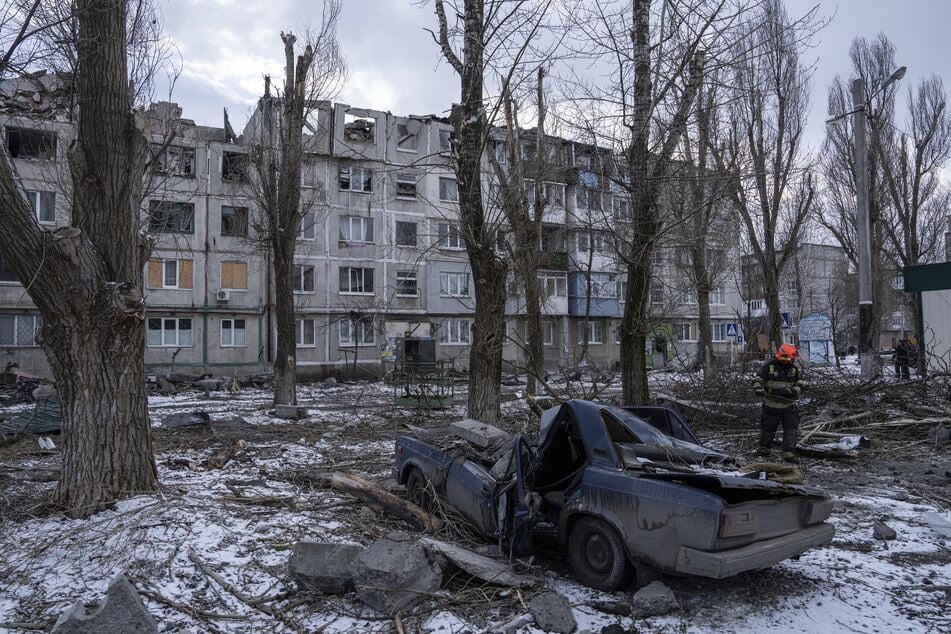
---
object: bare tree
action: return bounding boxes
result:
[429,0,550,422]
[247,2,345,406]
[716,0,817,350]
[0,0,163,516]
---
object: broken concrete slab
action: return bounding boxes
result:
[52,573,157,633]
[160,410,211,429]
[630,581,679,618]
[528,590,577,634]
[274,405,309,420]
[288,542,363,593]
[350,538,442,614]
[420,537,535,588]
[449,418,509,449]
[873,520,898,541]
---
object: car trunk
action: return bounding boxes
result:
[640,472,833,549]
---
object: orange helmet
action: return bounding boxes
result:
[775,344,797,363]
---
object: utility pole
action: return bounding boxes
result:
[851,78,876,379]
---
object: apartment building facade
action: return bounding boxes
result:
[0,77,747,378]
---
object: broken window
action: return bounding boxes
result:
[339,267,374,294]
[438,177,458,202]
[221,319,246,347]
[339,215,374,243]
[395,221,417,247]
[293,265,316,293]
[396,270,418,296]
[25,190,55,224]
[344,113,376,143]
[437,222,464,249]
[301,153,319,188]
[147,317,192,347]
[438,129,453,153]
[339,165,372,192]
[396,122,419,152]
[0,314,39,346]
[6,127,56,160]
[438,319,471,345]
[296,318,316,347]
[396,171,418,198]
[152,144,196,177]
[222,151,248,182]
[299,212,317,240]
[220,206,248,237]
[148,200,195,233]
[339,317,375,346]
[0,254,17,283]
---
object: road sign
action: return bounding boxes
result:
[726,323,738,338]
[736,335,745,343]
[781,312,791,329]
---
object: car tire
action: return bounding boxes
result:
[568,516,631,591]
[405,468,434,512]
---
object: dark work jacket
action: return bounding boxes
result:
[751,360,804,410]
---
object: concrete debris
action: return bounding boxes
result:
[274,405,309,420]
[492,613,534,633]
[448,418,509,449]
[288,542,364,593]
[160,410,210,429]
[528,590,577,633]
[323,377,338,386]
[51,573,158,633]
[350,537,443,614]
[195,378,222,392]
[37,436,56,450]
[921,511,951,538]
[167,372,202,384]
[209,415,255,440]
[630,581,679,618]
[873,520,898,541]
[420,537,536,588]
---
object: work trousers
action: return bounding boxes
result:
[759,406,799,452]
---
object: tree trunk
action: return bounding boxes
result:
[0,0,158,517]
[272,244,297,405]
[696,286,715,375]
[763,261,783,347]
[468,252,506,423]
[516,241,545,395]
[620,253,651,404]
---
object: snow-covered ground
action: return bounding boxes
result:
[0,380,948,633]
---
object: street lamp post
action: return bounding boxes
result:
[827,66,906,379]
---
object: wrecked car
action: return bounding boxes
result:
[394,400,834,591]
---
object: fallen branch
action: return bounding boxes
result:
[330,471,439,532]
[204,439,247,469]
[219,495,299,509]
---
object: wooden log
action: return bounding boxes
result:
[330,471,438,532]
[204,439,246,469]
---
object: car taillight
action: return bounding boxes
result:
[719,507,760,537]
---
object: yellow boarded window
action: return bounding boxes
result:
[221,261,248,290]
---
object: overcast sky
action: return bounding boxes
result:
[158,0,951,151]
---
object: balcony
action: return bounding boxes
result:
[539,251,568,270]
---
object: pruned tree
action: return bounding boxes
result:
[716,0,818,350]
[0,0,166,516]
[247,1,345,406]
[429,0,551,422]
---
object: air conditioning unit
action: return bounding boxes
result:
[216,289,231,303]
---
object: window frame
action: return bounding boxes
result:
[338,164,373,193]
[438,318,471,345]
[396,123,419,153]
[712,323,728,342]
[152,144,196,178]
[395,270,418,297]
[220,205,249,237]
[26,190,56,224]
[148,200,195,234]
[542,321,554,346]
[675,322,695,342]
[221,151,248,182]
[395,171,418,199]
[438,176,459,202]
[437,222,464,250]
[439,271,470,297]
[295,318,316,348]
[146,317,193,348]
[293,264,316,294]
[538,272,568,298]
[0,314,40,347]
[220,318,247,348]
[339,266,375,295]
[299,212,317,240]
[339,215,374,244]
[339,317,376,347]
[577,320,604,345]
[395,220,418,247]
[6,127,56,160]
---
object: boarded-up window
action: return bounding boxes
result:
[221,261,248,290]
[147,259,192,289]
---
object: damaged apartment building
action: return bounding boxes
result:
[0,72,747,378]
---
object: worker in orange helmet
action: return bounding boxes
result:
[751,343,805,461]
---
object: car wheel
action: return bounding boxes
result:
[568,516,631,591]
[405,468,434,512]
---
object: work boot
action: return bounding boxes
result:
[781,451,797,462]
[756,447,771,458]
